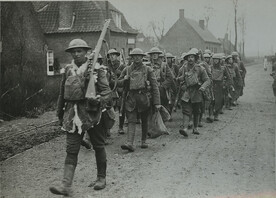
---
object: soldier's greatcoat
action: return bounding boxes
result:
[118,62,160,113]
[57,60,111,134]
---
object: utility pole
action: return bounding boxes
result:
[105,1,110,47]
[0,2,3,120]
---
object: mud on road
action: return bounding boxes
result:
[1,63,276,198]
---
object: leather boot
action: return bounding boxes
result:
[94,160,106,190]
[141,141,148,148]
[198,113,203,127]
[141,113,148,148]
[179,114,189,137]
[89,149,107,190]
[49,164,76,197]
[121,122,135,152]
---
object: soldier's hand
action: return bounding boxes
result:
[155,104,162,111]
[123,77,130,86]
[88,95,101,105]
[199,86,205,92]
[58,118,63,126]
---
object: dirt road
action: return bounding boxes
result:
[1,63,275,198]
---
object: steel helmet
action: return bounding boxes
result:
[129,48,146,56]
[190,48,199,55]
[65,39,91,52]
[148,47,162,54]
[165,52,174,58]
[231,51,239,56]
[212,53,222,59]
[107,49,120,56]
[204,49,212,54]
[203,53,211,58]
[184,49,198,60]
[159,52,165,57]
[181,52,187,59]
[225,55,232,61]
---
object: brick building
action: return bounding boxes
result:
[33,1,138,71]
[159,9,221,56]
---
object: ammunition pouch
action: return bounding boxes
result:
[102,108,116,129]
[64,75,85,101]
[185,71,199,87]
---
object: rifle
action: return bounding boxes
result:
[120,49,126,65]
[85,19,111,99]
[172,82,182,112]
[119,67,129,116]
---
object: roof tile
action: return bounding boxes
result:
[33,1,137,34]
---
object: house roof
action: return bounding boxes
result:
[162,17,220,45]
[185,18,220,44]
[32,1,137,34]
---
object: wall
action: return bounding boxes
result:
[160,19,205,56]
[45,32,101,67]
[110,32,136,57]
[1,2,48,118]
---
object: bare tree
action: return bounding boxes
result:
[148,17,166,43]
[238,13,246,58]
[233,0,238,51]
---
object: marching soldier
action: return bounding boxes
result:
[118,48,161,152]
[177,49,210,136]
[225,55,242,109]
[210,53,232,121]
[166,52,179,78]
[50,39,112,196]
[199,53,213,126]
[148,47,175,114]
[232,51,246,102]
[270,55,276,103]
[106,49,126,134]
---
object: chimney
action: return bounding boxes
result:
[179,9,184,19]
[58,2,74,30]
[199,20,205,30]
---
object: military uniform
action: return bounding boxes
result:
[178,50,210,135]
[50,39,112,196]
[106,55,126,133]
[199,56,213,125]
[118,48,160,152]
[225,55,243,107]
[232,52,246,101]
[210,54,232,120]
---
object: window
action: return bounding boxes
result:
[47,50,54,76]
[47,50,60,76]
[111,11,122,29]
[214,47,217,53]
[128,38,135,44]
[128,48,133,55]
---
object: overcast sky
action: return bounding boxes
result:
[108,0,276,57]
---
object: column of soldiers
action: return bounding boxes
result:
[50,38,246,196]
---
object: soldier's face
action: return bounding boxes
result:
[151,53,159,60]
[213,59,220,64]
[187,55,196,64]
[228,58,233,64]
[70,48,87,63]
[132,55,143,63]
[110,54,118,62]
[204,57,210,63]
[167,58,172,64]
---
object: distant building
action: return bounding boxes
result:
[136,32,156,53]
[218,33,235,55]
[160,9,221,56]
[33,1,138,68]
